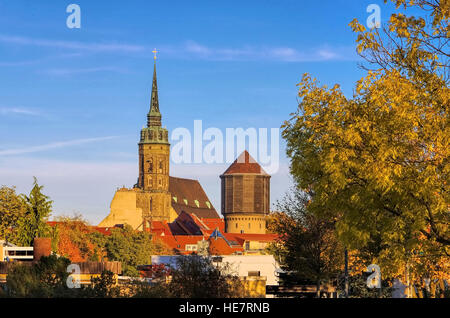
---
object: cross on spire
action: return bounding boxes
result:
[152,48,158,61]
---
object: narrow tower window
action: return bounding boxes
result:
[148,159,153,172]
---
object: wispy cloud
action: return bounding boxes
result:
[0,53,85,68]
[42,66,129,76]
[0,60,39,67]
[0,136,119,156]
[0,34,145,53]
[0,107,41,116]
[171,41,358,62]
[0,34,357,63]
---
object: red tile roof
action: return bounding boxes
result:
[222,151,269,175]
[231,233,279,242]
[92,227,114,236]
[191,214,225,233]
[148,221,172,236]
[208,237,244,255]
[156,235,206,255]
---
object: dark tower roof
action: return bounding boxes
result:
[140,62,168,145]
[147,63,161,127]
[169,176,220,218]
[222,151,269,175]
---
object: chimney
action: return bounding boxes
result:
[33,238,52,261]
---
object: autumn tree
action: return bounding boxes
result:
[52,214,99,262]
[282,0,449,284]
[49,216,170,276]
[268,187,344,297]
[0,186,26,244]
[12,178,53,246]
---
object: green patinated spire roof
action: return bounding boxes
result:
[147,63,161,127]
[140,61,169,145]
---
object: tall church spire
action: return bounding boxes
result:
[140,58,169,146]
[147,62,161,127]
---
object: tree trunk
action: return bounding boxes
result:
[344,249,349,298]
[430,280,436,298]
[316,280,321,298]
[417,286,424,298]
[438,279,445,298]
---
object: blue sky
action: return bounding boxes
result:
[0,0,402,224]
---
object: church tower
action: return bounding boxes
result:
[98,58,221,231]
[138,63,170,192]
[135,62,172,230]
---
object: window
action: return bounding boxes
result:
[149,159,153,172]
[185,244,198,251]
[248,271,260,277]
[245,242,250,250]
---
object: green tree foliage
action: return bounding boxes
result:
[167,255,244,298]
[5,255,71,297]
[337,275,392,298]
[83,270,121,298]
[131,280,173,298]
[268,187,344,296]
[0,186,26,243]
[102,224,168,277]
[13,177,53,246]
[282,0,449,280]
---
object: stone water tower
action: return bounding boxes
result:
[221,151,270,234]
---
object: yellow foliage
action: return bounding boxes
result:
[283,0,449,281]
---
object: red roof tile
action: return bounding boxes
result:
[222,151,269,175]
[231,233,278,242]
[208,237,244,255]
